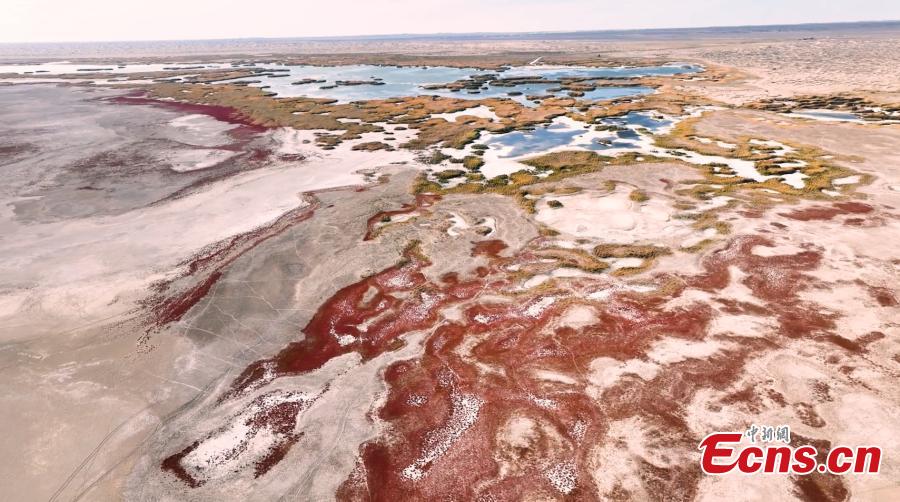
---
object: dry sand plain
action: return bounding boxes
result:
[1,26,899,502]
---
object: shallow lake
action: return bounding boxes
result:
[0,61,700,106]
[223,63,699,104]
[484,111,673,157]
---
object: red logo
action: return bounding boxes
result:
[699,428,881,475]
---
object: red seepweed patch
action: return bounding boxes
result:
[334,234,852,500]
[866,285,898,307]
[152,271,222,327]
[222,242,488,401]
[780,201,873,222]
[470,239,508,258]
[109,92,268,158]
[162,230,854,498]
[161,390,317,487]
[110,93,265,133]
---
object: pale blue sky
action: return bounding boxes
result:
[3,0,899,43]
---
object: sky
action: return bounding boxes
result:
[3,0,899,43]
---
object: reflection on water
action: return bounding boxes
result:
[485,112,672,158]
[226,63,698,104]
[577,86,653,103]
[487,124,587,158]
[248,64,481,101]
[501,64,698,79]
[604,111,673,130]
[470,108,812,190]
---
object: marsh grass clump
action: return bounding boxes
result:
[682,239,717,253]
[694,214,732,235]
[750,93,900,122]
[522,150,612,173]
[463,155,485,170]
[612,265,653,277]
[547,200,564,209]
[419,150,450,165]
[538,226,560,237]
[758,163,799,176]
[412,174,443,194]
[579,89,716,124]
[515,191,537,214]
[352,141,394,152]
[414,150,667,214]
[559,186,584,195]
[486,174,511,187]
[629,190,650,203]
[509,171,539,185]
[655,114,864,201]
[597,245,672,276]
[535,247,609,273]
[434,169,466,181]
[315,133,343,148]
[405,124,483,150]
[593,244,671,259]
[672,212,702,221]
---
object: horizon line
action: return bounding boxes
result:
[2,18,899,46]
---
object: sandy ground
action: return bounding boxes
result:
[663,37,900,104]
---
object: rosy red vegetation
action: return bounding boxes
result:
[689,236,835,340]
[790,435,850,502]
[336,293,718,499]
[470,239,508,257]
[867,285,898,307]
[161,231,853,498]
[780,201,873,221]
[740,209,765,218]
[248,399,308,478]
[110,93,268,162]
[335,294,721,500]
[152,271,222,327]
[161,242,497,485]
[161,440,202,488]
[162,390,316,487]
[223,242,488,400]
[110,93,265,134]
[333,235,849,501]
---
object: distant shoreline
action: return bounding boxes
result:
[2,20,898,62]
